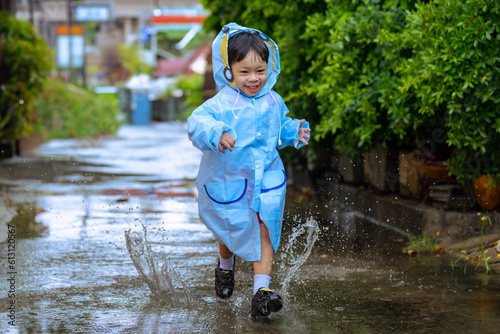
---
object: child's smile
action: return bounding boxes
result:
[231,50,268,97]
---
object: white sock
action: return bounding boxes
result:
[219,254,234,270]
[253,274,271,295]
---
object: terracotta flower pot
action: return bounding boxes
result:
[419,163,455,182]
[473,175,500,210]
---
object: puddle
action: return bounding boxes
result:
[1,122,500,333]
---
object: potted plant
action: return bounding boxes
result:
[472,175,500,211]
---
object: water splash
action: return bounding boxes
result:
[125,217,319,304]
[279,217,320,298]
[125,222,192,304]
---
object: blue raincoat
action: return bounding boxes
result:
[188,23,309,261]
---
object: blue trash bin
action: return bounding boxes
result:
[131,91,152,125]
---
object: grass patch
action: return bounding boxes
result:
[404,233,441,256]
[451,216,494,274]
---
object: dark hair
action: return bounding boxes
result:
[228,31,269,67]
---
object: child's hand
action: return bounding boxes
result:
[219,132,235,153]
[294,119,311,148]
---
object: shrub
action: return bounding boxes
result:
[0,12,51,141]
[169,73,204,121]
[400,0,500,183]
[33,79,123,139]
[302,0,421,158]
[201,0,500,184]
[116,43,152,77]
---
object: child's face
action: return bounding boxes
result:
[231,50,267,97]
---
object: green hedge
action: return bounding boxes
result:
[0,12,51,141]
[34,80,123,139]
[303,0,420,157]
[400,0,500,183]
[201,0,500,183]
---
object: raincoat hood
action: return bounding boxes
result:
[212,22,280,98]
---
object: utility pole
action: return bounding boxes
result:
[67,0,72,82]
[28,0,34,24]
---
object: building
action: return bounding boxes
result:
[14,0,206,84]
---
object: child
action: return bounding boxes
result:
[187,22,310,317]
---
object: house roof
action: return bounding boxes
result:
[152,44,210,78]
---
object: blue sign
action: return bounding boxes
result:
[75,6,110,22]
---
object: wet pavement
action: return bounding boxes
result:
[1,122,500,333]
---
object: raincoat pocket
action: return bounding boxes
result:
[259,170,286,225]
[204,179,249,230]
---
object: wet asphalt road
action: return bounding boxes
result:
[1,122,500,333]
